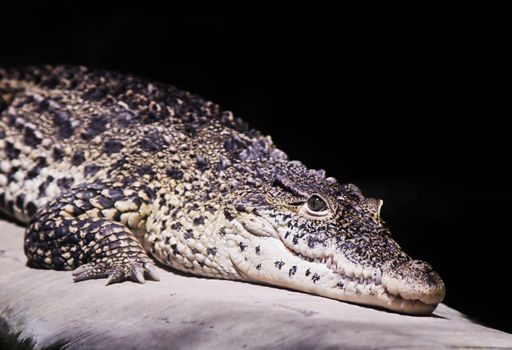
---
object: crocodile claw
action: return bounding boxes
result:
[72,258,160,285]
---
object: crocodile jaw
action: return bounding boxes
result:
[227,215,445,315]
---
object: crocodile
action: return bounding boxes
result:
[0,65,445,315]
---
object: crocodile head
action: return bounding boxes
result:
[227,161,445,315]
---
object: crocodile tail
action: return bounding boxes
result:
[0,67,19,114]
[0,67,7,91]
[0,69,10,114]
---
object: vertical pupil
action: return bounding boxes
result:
[308,196,326,211]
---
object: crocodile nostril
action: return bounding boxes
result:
[381,259,446,305]
[409,260,433,273]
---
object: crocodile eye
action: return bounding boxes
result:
[307,195,328,212]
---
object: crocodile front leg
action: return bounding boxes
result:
[23,179,160,285]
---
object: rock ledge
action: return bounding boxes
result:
[1,220,511,349]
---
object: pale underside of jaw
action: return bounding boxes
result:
[291,251,438,315]
[229,216,438,315]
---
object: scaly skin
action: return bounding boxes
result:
[0,65,445,314]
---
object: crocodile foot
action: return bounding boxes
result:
[72,258,160,285]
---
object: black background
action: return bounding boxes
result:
[1,7,510,333]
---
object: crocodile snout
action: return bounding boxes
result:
[381,259,446,306]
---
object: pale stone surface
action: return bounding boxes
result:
[1,219,511,350]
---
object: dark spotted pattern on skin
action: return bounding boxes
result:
[0,66,445,314]
[23,179,157,283]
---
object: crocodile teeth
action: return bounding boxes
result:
[345,280,357,292]
[375,268,382,285]
[344,264,355,278]
[289,249,382,287]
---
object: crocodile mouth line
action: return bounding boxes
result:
[285,247,438,313]
[237,216,438,314]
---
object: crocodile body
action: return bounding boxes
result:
[0,66,445,314]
